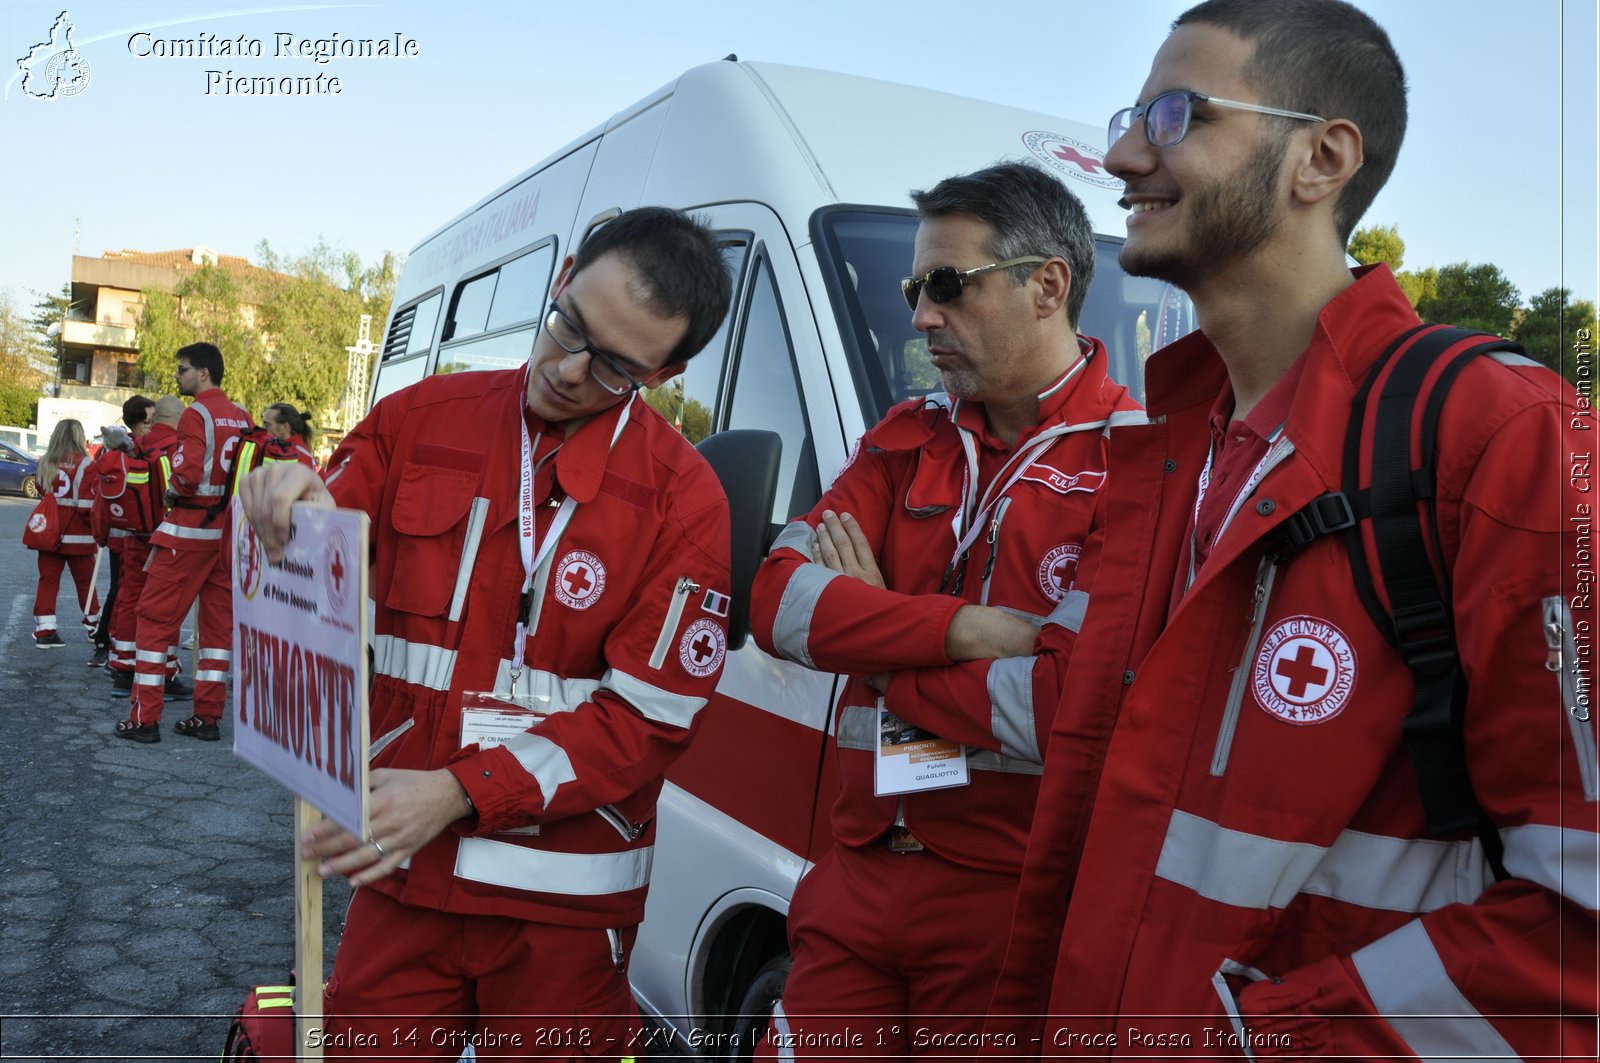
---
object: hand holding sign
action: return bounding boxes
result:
[238,461,334,562]
[301,768,475,887]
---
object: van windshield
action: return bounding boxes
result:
[813,209,1196,420]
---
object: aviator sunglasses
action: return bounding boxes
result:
[900,256,1049,312]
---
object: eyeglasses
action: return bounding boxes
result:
[175,365,194,376]
[1108,90,1325,150]
[900,256,1049,311]
[543,303,647,396]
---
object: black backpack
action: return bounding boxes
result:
[1270,324,1540,880]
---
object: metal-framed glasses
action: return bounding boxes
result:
[1108,90,1324,150]
[543,303,647,396]
[900,256,1049,311]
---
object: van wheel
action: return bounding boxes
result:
[728,953,791,1062]
[23,475,40,499]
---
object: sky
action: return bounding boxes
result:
[1,0,1594,323]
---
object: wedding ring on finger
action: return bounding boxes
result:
[369,838,387,860]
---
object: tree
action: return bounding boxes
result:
[1512,287,1598,385]
[1415,262,1521,337]
[1348,224,1405,270]
[1395,266,1438,310]
[0,291,47,425]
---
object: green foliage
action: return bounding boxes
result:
[1415,262,1521,337]
[1348,224,1406,270]
[1394,266,1437,309]
[641,379,712,443]
[1512,287,1598,385]
[0,291,46,425]
[137,244,396,423]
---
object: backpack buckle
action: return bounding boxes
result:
[1274,491,1356,556]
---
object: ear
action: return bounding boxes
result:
[643,361,686,389]
[1291,118,1363,209]
[1033,258,1072,320]
[550,255,578,299]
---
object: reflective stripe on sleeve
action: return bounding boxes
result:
[1155,810,1494,913]
[493,662,601,710]
[1044,589,1089,632]
[836,703,876,750]
[455,837,652,896]
[768,521,839,669]
[498,732,578,806]
[1351,920,1522,1061]
[372,634,456,692]
[987,655,1041,763]
[1502,823,1600,910]
[606,669,707,730]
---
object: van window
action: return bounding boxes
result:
[725,254,819,525]
[812,208,1195,418]
[371,292,444,407]
[641,239,749,444]
[435,244,558,376]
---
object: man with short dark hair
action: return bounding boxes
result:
[990,1,1596,1057]
[240,205,735,1057]
[750,162,1138,1056]
[115,343,251,744]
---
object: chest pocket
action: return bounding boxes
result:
[386,462,481,617]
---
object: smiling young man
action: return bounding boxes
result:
[749,162,1139,1057]
[987,1,1597,1058]
[239,207,734,1059]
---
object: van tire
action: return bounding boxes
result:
[22,475,40,499]
[728,953,791,1062]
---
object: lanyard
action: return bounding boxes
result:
[508,389,633,683]
[1185,421,1288,592]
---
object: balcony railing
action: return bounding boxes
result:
[61,319,138,351]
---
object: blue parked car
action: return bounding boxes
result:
[0,442,41,498]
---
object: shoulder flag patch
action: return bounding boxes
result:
[701,589,731,617]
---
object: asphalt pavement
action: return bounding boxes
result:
[0,495,350,1062]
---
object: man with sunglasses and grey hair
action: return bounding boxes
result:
[239,206,733,1058]
[749,161,1139,1057]
[987,1,1596,1058]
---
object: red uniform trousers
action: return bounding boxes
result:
[760,845,1016,1061]
[321,888,639,1061]
[33,551,101,635]
[129,542,230,726]
[109,538,177,678]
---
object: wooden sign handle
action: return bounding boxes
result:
[296,798,325,1060]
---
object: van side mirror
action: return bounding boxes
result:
[695,429,781,652]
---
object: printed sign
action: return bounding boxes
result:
[232,498,371,838]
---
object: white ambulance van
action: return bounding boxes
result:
[369,57,1193,1057]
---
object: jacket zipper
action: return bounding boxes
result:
[1543,595,1597,800]
[647,577,700,670]
[597,804,646,842]
[978,496,1014,606]
[1212,555,1279,777]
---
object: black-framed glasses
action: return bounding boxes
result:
[900,256,1049,312]
[543,303,646,396]
[1108,90,1325,151]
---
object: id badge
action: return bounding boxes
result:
[873,700,969,796]
[459,691,551,835]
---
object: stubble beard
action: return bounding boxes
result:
[1119,136,1286,290]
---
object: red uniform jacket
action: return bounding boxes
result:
[152,388,253,551]
[989,267,1598,1059]
[325,366,731,927]
[49,453,96,556]
[751,339,1140,873]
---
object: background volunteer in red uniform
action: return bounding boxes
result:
[986,1,1599,1058]
[104,396,187,698]
[261,402,317,468]
[117,343,252,744]
[239,207,734,1060]
[750,163,1139,1058]
[29,419,100,647]
[86,394,154,667]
